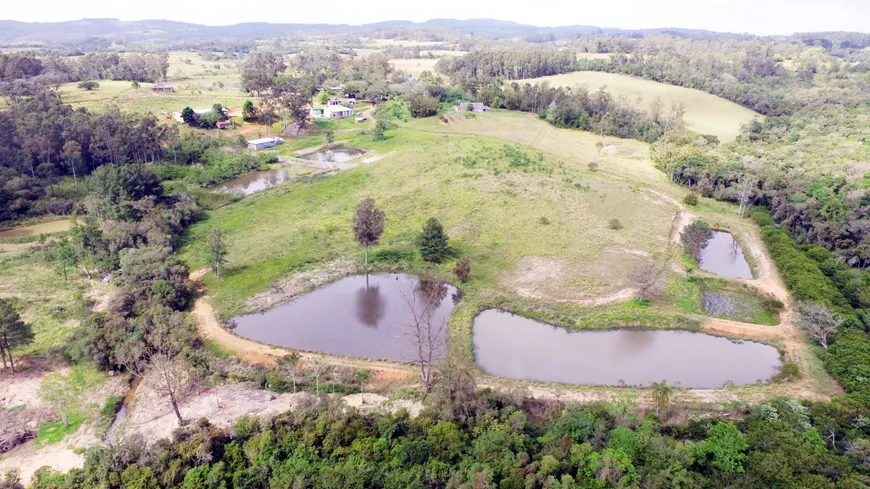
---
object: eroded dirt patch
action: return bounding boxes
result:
[243,259,359,313]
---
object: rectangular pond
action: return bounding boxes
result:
[473,310,781,388]
[698,231,753,279]
[207,169,293,195]
[230,273,457,362]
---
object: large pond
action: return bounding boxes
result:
[208,169,293,195]
[299,146,365,163]
[473,310,781,388]
[698,231,753,279]
[231,273,457,361]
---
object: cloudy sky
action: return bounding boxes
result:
[3,0,869,35]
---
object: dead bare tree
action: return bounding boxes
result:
[794,301,842,349]
[632,247,675,302]
[400,283,447,393]
[149,353,196,424]
[309,356,330,395]
[735,173,759,216]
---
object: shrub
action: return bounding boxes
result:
[587,162,599,172]
[407,95,440,118]
[684,193,699,206]
[77,80,99,91]
[538,216,550,225]
[609,219,623,230]
[454,256,471,282]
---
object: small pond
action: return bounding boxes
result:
[698,231,753,279]
[473,310,781,388]
[0,219,71,238]
[208,169,293,195]
[299,146,365,163]
[231,273,457,361]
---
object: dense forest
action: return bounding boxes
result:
[17,392,870,489]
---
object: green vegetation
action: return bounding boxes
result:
[36,395,870,489]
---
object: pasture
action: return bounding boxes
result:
[525,71,760,142]
[180,120,677,319]
[389,58,439,76]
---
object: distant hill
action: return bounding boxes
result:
[0,17,745,46]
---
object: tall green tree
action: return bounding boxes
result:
[207,230,228,281]
[352,198,385,265]
[417,217,449,263]
[242,100,256,120]
[0,298,34,372]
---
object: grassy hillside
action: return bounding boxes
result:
[525,71,760,142]
[179,120,676,318]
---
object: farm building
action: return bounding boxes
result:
[247,137,283,151]
[216,120,234,130]
[325,105,353,119]
[310,107,325,118]
[345,98,357,105]
[456,102,491,112]
[150,83,174,94]
[327,98,342,106]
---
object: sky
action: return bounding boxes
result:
[3,0,869,35]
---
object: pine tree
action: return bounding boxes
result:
[0,298,34,372]
[417,217,449,263]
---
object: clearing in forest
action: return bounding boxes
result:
[524,71,759,142]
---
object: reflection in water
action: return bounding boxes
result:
[356,279,385,328]
[616,329,657,353]
[231,274,457,361]
[473,310,781,388]
[698,231,753,279]
[417,280,449,312]
[208,169,292,195]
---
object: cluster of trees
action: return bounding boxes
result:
[179,104,228,129]
[0,52,169,99]
[18,391,870,489]
[0,92,171,221]
[435,50,577,86]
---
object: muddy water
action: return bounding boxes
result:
[208,169,293,195]
[699,231,753,279]
[231,274,457,361]
[300,146,365,163]
[473,310,781,388]
[0,219,71,238]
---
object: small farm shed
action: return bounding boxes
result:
[216,120,234,129]
[150,83,174,94]
[247,137,283,150]
[325,105,353,119]
[327,98,342,106]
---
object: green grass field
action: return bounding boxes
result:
[524,71,760,142]
[180,112,679,320]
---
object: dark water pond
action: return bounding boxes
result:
[473,310,781,388]
[231,274,457,361]
[698,231,752,279]
[208,169,293,195]
[300,146,365,163]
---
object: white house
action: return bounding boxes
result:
[310,107,325,118]
[324,105,353,119]
[247,137,283,151]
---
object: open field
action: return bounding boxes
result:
[525,71,760,142]
[180,117,676,319]
[389,58,439,76]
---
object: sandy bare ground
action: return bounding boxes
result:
[0,426,99,483]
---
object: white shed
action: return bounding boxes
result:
[324,105,353,119]
[247,137,283,151]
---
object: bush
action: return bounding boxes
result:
[588,162,599,172]
[407,95,440,118]
[609,219,623,230]
[454,256,471,282]
[538,216,550,225]
[681,220,713,261]
[684,193,699,206]
[77,80,99,91]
